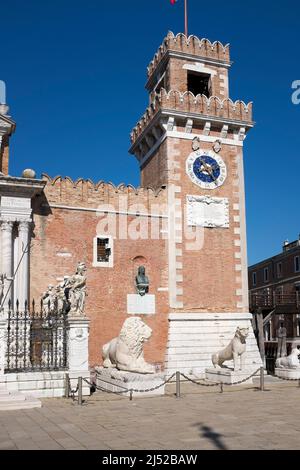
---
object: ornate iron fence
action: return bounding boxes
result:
[5,300,68,373]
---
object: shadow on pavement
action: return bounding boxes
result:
[194,423,228,450]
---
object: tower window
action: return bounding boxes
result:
[252,272,257,287]
[187,71,211,98]
[93,236,113,268]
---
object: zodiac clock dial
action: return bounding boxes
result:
[186,150,227,190]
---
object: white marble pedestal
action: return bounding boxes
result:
[205,368,256,385]
[67,316,90,396]
[95,367,166,397]
[275,368,300,380]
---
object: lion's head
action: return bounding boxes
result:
[291,348,300,358]
[235,327,249,341]
[119,317,152,357]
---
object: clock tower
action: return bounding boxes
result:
[130,32,262,375]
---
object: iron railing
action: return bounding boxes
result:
[5,300,68,373]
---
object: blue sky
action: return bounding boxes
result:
[1,0,299,265]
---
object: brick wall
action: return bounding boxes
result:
[30,178,169,368]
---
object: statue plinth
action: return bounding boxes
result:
[205,368,257,385]
[67,315,90,373]
[95,367,166,397]
[275,368,300,380]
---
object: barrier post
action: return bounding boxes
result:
[65,373,70,398]
[78,377,83,405]
[176,371,181,398]
[260,367,265,391]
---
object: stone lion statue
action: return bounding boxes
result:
[276,348,300,369]
[102,317,156,374]
[212,327,249,371]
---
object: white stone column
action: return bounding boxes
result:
[17,221,31,310]
[0,221,14,311]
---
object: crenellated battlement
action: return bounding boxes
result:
[147,31,230,79]
[130,89,253,145]
[41,173,167,209]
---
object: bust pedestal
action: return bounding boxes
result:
[127,294,156,315]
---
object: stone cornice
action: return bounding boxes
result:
[129,107,254,161]
[0,175,46,198]
[0,114,16,136]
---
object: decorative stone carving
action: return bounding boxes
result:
[212,327,249,371]
[135,266,149,296]
[192,136,200,151]
[40,262,87,317]
[276,348,300,369]
[213,139,222,153]
[68,262,87,316]
[22,169,36,179]
[187,195,229,228]
[41,285,56,314]
[102,317,156,374]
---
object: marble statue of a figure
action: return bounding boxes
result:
[68,262,87,316]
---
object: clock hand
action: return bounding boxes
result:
[199,157,218,181]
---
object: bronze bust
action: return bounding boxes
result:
[135,266,149,296]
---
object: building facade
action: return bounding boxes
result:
[249,238,300,340]
[0,32,262,376]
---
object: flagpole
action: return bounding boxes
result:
[184,0,188,36]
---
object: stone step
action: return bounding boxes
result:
[0,396,42,411]
[0,391,26,402]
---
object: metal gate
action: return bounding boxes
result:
[5,301,68,373]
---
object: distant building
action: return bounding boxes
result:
[248,238,300,341]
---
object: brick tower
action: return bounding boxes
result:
[130,32,262,375]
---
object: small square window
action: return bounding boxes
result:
[93,236,113,268]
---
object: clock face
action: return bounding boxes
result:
[186,150,227,190]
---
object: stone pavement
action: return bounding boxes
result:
[0,380,300,450]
